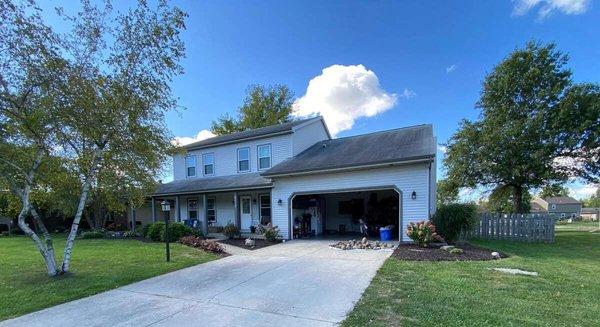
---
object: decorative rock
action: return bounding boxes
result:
[490,268,538,276]
[491,251,501,259]
[330,239,395,251]
[244,238,255,248]
[441,245,456,251]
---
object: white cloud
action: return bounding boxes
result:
[512,0,590,19]
[446,64,457,73]
[292,64,398,137]
[568,183,598,199]
[437,145,448,154]
[399,88,416,99]
[172,129,215,146]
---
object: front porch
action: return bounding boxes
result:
[141,189,273,235]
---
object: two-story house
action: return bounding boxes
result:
[133,116,436,242]
[531,196,583,219]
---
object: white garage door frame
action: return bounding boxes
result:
[287,185,403,241]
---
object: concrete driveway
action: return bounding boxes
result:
[1,240,393,327]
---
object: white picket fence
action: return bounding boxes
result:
[466,213,555,243]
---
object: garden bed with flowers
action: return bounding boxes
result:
[392,243,505,261]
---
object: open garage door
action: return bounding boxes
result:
[290,188,401,240]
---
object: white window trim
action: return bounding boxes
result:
[187,198,198,220]
[202,152,215,176]
[259,194,271,224]
[185,155,197,178]
[257,144,272,171]
[206,196,216,223]
[237,147,251,173]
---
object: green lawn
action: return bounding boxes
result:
[344,224,600,326]
[0,235,218,321]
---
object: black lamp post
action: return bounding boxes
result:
[161,200,171,262]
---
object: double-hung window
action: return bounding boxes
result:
[203,153,214,176]
[185,155,196,178]
[257,144,271,170]
[237,147,250,172]
[206,197,216,223]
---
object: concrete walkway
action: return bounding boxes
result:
[1,240,394,327]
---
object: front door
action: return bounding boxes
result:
[240,196,252,229]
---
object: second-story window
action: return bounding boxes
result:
[203,153,214,176]
[186,155,196,178]
[237,147,250,172]
[257,144,271,170]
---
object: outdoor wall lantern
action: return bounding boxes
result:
[411,191,417,200]
[277,199,283,205]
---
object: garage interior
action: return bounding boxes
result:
[291,189,400,240]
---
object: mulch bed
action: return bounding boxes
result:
[392,243,506,261]
[217,238,280,250]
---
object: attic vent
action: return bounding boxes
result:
[321,143,327,149]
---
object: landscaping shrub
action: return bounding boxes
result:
[223,223,240,239]
[141,224,152,238]
[258,223,280,243]
[147,222,165,241]
[406,221,442,247]
[431,203,478,244]
[80,230,106,239]
[180,236,225,253]
[145,222,200,242]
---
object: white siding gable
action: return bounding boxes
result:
[291,119,330,155]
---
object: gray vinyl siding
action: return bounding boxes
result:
[173,134,293,180]
[291,119,330,155]
[270,164,431,241]
[548,203,582,218]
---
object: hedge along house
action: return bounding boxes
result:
[132,116,437,242]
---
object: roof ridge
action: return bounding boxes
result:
[183,116,318,149]
[326,123,433,142]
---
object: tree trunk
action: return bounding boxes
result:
[17,191,59,276]
[512,185,524,214]
[61,149,102,273]
[29,207,58,274]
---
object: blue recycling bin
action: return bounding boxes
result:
[379,228,392,241]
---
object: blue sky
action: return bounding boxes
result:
[41,0,599,199]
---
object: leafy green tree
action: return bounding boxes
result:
[539,184,569,199]
[583,188,600,208]
[0,0,186,276]
[483,186,532,213]
[444,42,600,213]
[436,179,459,206]
[211,84,295,135]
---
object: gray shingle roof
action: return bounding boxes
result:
[544,197,581,204]
[263,124,435,177]
[183,117,320,150]
[153,173,272,196]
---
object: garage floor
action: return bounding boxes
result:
[1,240,394,327]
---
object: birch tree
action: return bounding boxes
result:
[1,0,186,275]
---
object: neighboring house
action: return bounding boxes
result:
[581,208,599,221]
[530,196,583,219]
[132,116,437,242]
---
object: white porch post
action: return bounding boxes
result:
[176,195,181,222]
[151,197,156,222]
[202,194,208,235]
[234,192,240,227]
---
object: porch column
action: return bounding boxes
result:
[202,194,208,235]
[151,197,156,222]
[129,204,136,233]
[176,195,181,222]
[234,192,240,227]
